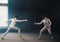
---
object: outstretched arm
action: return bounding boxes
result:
[34,20,43,25]
[16,19,28,22]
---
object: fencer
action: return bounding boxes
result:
[34,16,53,39]
[1,15,28,40]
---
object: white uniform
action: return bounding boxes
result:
[2,18,27,38]
[34,18,53,39]
[39,19,52,36]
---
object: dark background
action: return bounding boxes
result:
[4,0,59,34]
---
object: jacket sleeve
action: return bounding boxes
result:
[6,18,12,23]
[16,19,28,22]
[48,19,52,26]
[34,20,43,25]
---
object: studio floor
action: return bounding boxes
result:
[0,32,59,42]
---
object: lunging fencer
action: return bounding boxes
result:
[34,16,53,39]
[1,15,28,40]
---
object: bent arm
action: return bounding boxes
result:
[48,19,52,26]
[6,18,12,23]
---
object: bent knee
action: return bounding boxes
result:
[40,30,43,33]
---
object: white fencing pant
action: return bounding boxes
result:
[39,26,52,37]
[2,26,20,38]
